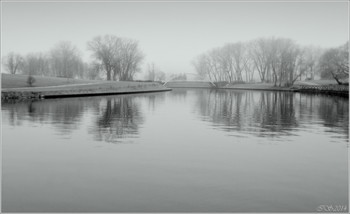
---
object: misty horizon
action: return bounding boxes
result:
[1,1,349,76]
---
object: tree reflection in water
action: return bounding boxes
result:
[194,90,348,139]
[93,96,144,143]
[2,99,85,135]
[167,88,188,100]
[2,90,348,144]
[2,95,146,143]
[317,95,349,138]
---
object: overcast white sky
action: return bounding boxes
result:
[1,1,349,76]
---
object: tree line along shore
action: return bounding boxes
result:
[3,35,348,86]
[2,34,348,100]
[192,38,348,87]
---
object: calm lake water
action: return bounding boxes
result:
[2,89,349,212]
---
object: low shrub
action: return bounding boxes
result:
[27,75,36,87]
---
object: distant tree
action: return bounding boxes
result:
[88,35,144,81]
[171,73,187,81]
[146,63,156,81]
[192,55,209,80]
[3,52,23,74]
[145,63,166,81]
[319,42,349,85]
[193,37,311,86]
[88,35,120,81]
[21,53,50,76]
[156,71,166,81]
[270,38,301,87]
[338,42,349,74]
[86,62,102,80]
[242,42,256,82]
[249,38,271,82]
[50,41,83,78]
[301,46,323,80]
[114,39,144,81]
[222,42,246,82]
[194,39,269,83]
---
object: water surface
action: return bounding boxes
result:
[2,89,348,212]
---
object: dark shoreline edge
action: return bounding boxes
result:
[223,88,348,97]
[167,86,349,97]
[43,88,172,99]
[2,85,348,101]
[170,86,349,97]
[1,87,172,101]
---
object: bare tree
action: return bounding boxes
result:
[249,38,271,83]
[194,42,255,83]
[146,63,156,81]
[319,42,349,85]
[192,54,212,81]
[3,52,23,74]
[335,42,349,75]
[86,61,102,80]
[227,42,246,82]
[146,62,166,81]
[114,39,144,81]
[156,71,166,81]
[50,41,83,78]
[193,37,309,87]
[193,50,222,82]
[264,38,302,87]
[277,38,301,87]
[88,35,144,81]
[21,52,50,76]
[242,42,256,82]
[208,48,225,82]
[88,35,119,81]
[194,42,258,83]
[220,44,235,82]
[243,57,255,82]
[301,46,323,80]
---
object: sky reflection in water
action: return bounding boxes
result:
[2,89,348,212]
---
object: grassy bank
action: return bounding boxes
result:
[1,73,107,88]
[223,83,290,91]
[221,81,348,96]
[1,74,171,100]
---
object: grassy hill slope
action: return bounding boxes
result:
[1,74,106,89]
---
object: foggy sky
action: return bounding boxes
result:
[1,1,348,77]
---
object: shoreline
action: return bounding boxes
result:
[165,81,348,96]
[1,83,172,101]
[42,87,172,99]
[2,79,348,101]
[3,84,348,100]
[222,86,348,97]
